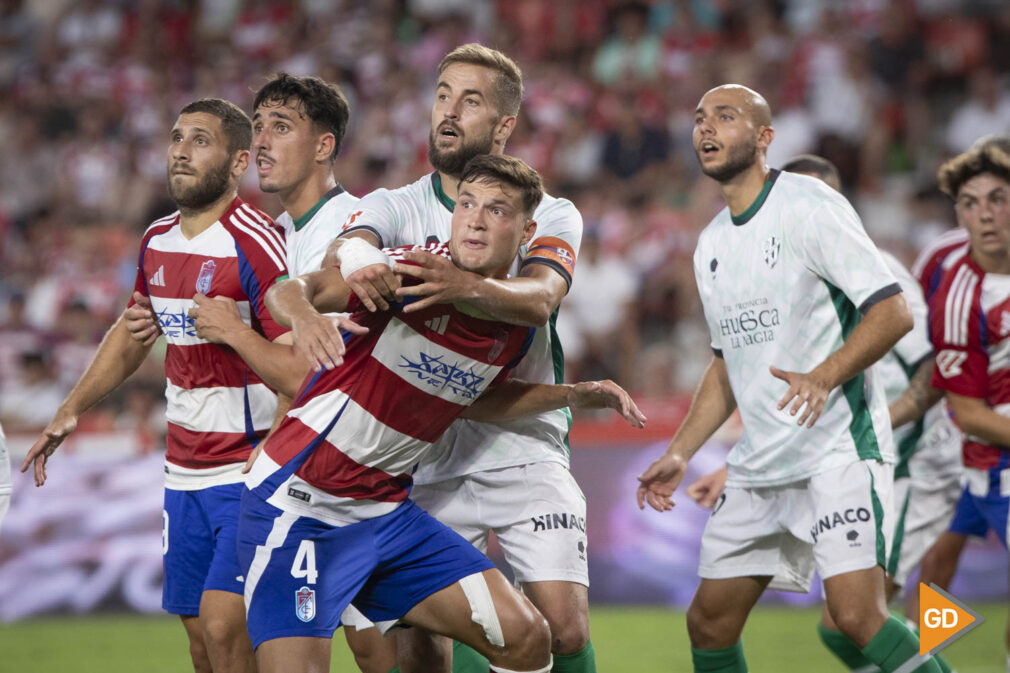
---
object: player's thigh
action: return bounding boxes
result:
[396,628,453,673]
[163,488,215,616]
[892,475,961,586]
[237,491,374,649]
[822,566,889,646]
[488,463,590,587]
[410,476,489,552]
[342,608,398,673]
[401,568,546,658]
[256,636,331,673]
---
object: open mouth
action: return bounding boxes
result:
[439,124,461,140]
[700,141,719,157]
[257,154,275,172]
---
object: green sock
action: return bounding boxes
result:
[452,640,490,673]
[817,623,880,671]
[387,668,400,673]
[861,616,942,672]
[552,640,596,673]
[691,642,747,672]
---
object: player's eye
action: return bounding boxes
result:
[492,207,504,216]
[277,124,288,133]
[466,98,478,106]
[437,93,448,101]
[721,114,733,121]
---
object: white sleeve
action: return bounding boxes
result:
[882,251,933,367]
[693,239,723,355]
[794,188,900,313]
[338,188,407,248]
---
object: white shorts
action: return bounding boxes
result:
[410,462,589,586]
[340,604,374,630]
[699,460,894,593]
[888,470,961,587]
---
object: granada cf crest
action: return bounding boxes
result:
[295,586,316,622]
[195,260,217,294]
[763,236,780,269]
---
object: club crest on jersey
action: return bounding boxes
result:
[762,236,780,269]
[195,260,217,294]
[295,586,316,622]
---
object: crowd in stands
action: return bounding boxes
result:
[1,0,1008,438]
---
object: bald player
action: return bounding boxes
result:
[637,85,942,672]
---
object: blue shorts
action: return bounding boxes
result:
[948,475,1010,548]
[162,483,245,615]
[238,490,494,648]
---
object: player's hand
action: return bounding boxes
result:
[291,311,368,372]
[344,264,401,312]
[125,292,160,346]
[686,466,728,509]
[636,453,688,512]
[242,444,263,474]
[21,408,79,486]
[394,251,480,313]
[189,293,245,344]
[567,380,647,428]
[770,365,831,427]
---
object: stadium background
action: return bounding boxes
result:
[0,0,1008,670]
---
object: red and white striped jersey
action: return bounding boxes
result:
[912,228,970,302]
[130,197,289,488]
[246,242,536,526]
[929,249,1010,470]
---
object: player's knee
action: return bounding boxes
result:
[500,610,551,668]
[201,613,245,653]
[545,611,590,655]
[830,605,882,647]
[186,636,212,673]
[686,599,737,648]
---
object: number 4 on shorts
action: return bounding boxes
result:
[291,540,318,584]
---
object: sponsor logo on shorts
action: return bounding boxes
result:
[810,508,871,543]
[296,586,316,622]
[531,512,586,533]
[577,540,587,562]
[288,487,311,503]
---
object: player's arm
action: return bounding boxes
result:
[945,392,1010,447]
[21,314,152,485]
[889,357,943,429]
[637,355,737,512]
[394,254,565,327]
[462,379,646,428]
[264,268,367,373]
[773,293,912,427]
[187,294,310,398]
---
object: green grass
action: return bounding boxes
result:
[0,605,1006,672]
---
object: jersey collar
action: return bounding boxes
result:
[731,169,780,226]
[431,172,456,213]
[291,184,346,232]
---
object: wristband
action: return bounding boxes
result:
[336,238,393,277]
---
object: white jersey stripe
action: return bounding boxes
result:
[951,267,978,346]
[943,266,961,344]
[166,381,276,433]
[154,297,251,347]
[244,510,299,616]
[230,212,285,272]
[239,203,286,254]
[945,265,971,345]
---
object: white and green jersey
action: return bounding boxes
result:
[341,172,583,482]
[694,170,899,488]
[277,185,359,276]
[873,252,933,477]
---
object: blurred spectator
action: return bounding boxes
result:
[556,230,639,385]
[0,350,64,431]
[945,68,1010,152]
[592,3,661,86]
[601,98,669,181]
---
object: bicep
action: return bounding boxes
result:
[518,262,569,312]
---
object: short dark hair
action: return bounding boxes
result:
[253,73,350,162]
[458,154,543,219]
[938,144,1010,198]
[781,154,841,191]
[179,98,252,155]
[438,44,523,117]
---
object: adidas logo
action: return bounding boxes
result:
[425,314,449,335]
[149,265,166,287]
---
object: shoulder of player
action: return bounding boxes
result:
[221,202,287,270]
[911,229,970,277]
[140,211,181,241]
[533,192,582,226]
[357,175,429,208]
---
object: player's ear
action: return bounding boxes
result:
[231,149,250,179]
[757,125,775,152]
[520,218,537,247]
[494,115,517,147]
[317,133,336,165]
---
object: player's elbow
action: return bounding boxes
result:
[893,295,914,337]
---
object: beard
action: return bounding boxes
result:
[698,136,758,183]
[167,158,232,211]
[427,126,496,177]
